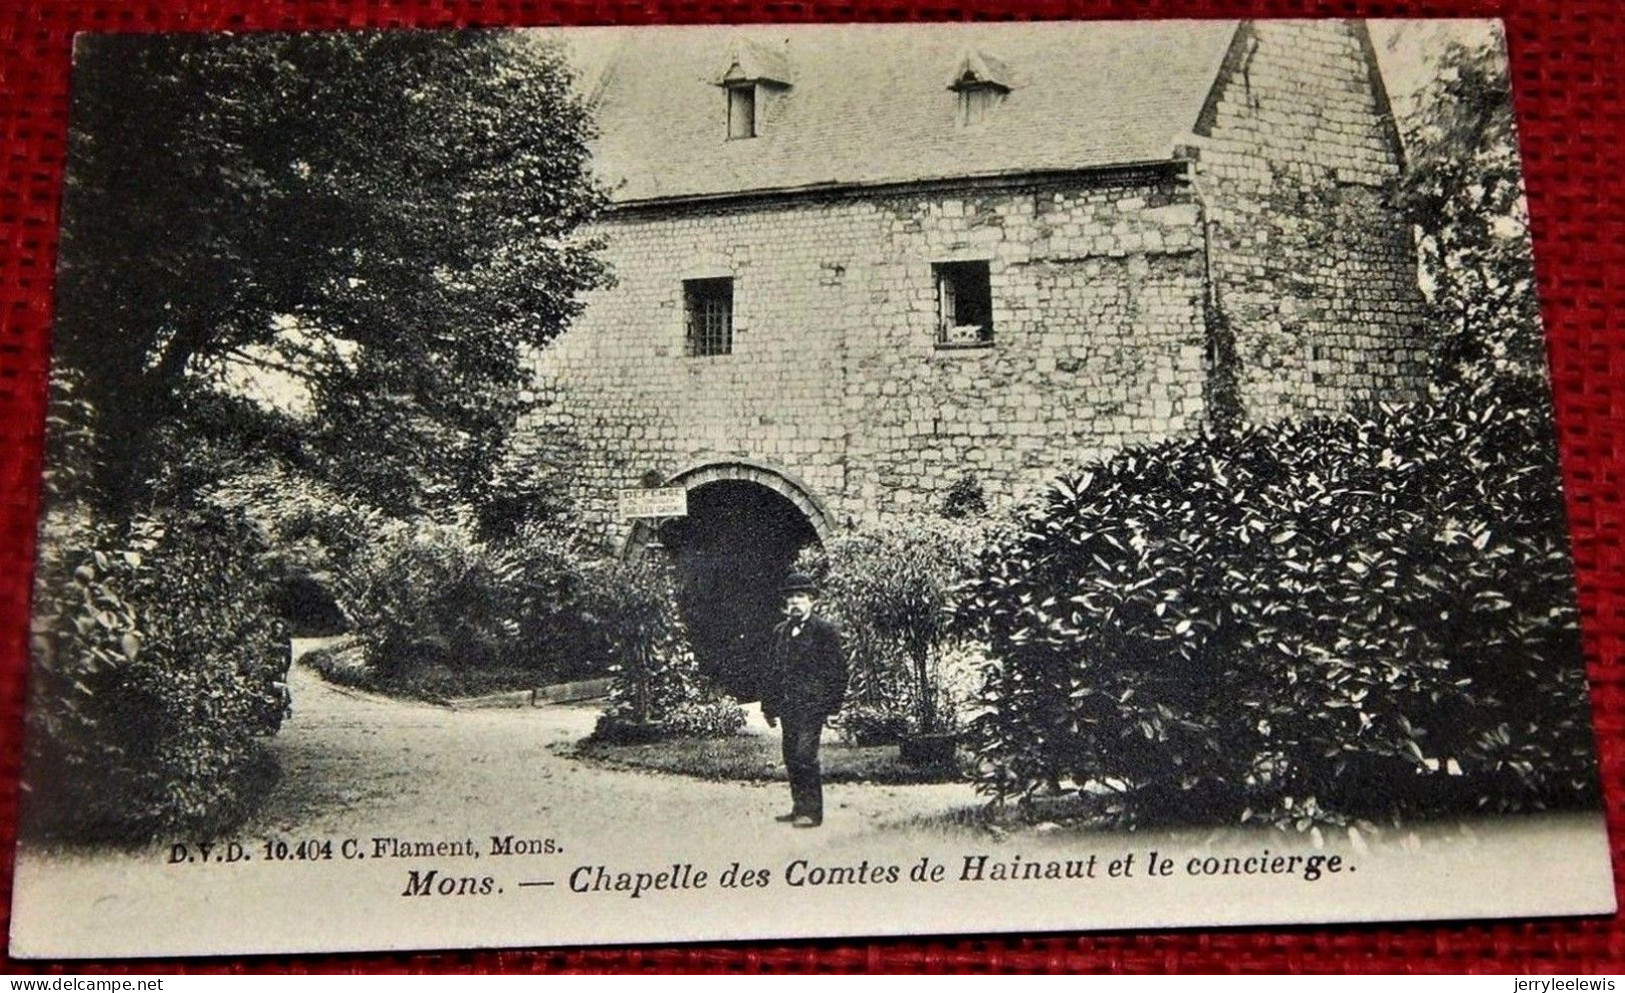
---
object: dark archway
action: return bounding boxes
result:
[655,480,820,701]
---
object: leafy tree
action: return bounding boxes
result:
[55,30,607,515]
[1399,32,1544,387]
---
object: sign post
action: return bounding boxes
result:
[618,486,689,555]
[617,487,688,522]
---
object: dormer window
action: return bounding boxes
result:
[947,50,1011,127]
[726,80,757,139]
[715,38,792,141]
[956,82,1004,126]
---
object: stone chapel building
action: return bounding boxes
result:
[524,20,1430,690]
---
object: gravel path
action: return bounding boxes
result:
[242,659,981,857]
[10,654,990,956]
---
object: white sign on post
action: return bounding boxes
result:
[617,486,688,521]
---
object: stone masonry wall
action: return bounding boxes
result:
[527,173,1210,542]
[1193,20,1430,421]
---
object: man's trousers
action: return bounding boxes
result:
[780,714,826,821]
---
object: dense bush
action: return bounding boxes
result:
[591,557,744,743]
[331,520,716,694]
[207,468,394,634]
[300,639,371,690]
[658,699,748,739]
[473,430,582,542]
[335,520,523,676]
[210,470,388,576]
[330,518,741,730]
[501,524,629,685]
[835,705,911,747]
[801,518,986,738]
[26,505,290,840]
[958,383,1595,827]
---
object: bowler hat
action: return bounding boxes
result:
[779,572,819,595]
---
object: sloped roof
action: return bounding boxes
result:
[563,21,1240,204]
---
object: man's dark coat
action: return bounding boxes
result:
[761,615,848,722]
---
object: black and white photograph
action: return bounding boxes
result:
[10,18,1614,958]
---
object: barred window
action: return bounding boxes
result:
[934,261,993,347]
[685,277,734,357]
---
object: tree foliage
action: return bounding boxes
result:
[57,31,607,514]
[26,30,609,839]
[1399,32,1544,387]
[27,503,290,840]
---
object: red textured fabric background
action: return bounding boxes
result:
[0,0,1621,975]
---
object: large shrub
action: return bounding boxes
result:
[207,468,395,634]
[500,524,626,685]
[591,557,744,743]
[801,519,986,740]
[210,469,389,575]
[335,520,523,677]
[26,505,290,840]
[958,384,1594,827]
[332,520,707,692]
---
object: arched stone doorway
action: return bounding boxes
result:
[625,462,830,701]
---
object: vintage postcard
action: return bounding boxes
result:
[10,18,1613,958]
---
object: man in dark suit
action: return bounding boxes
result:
[761,573,848,828]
